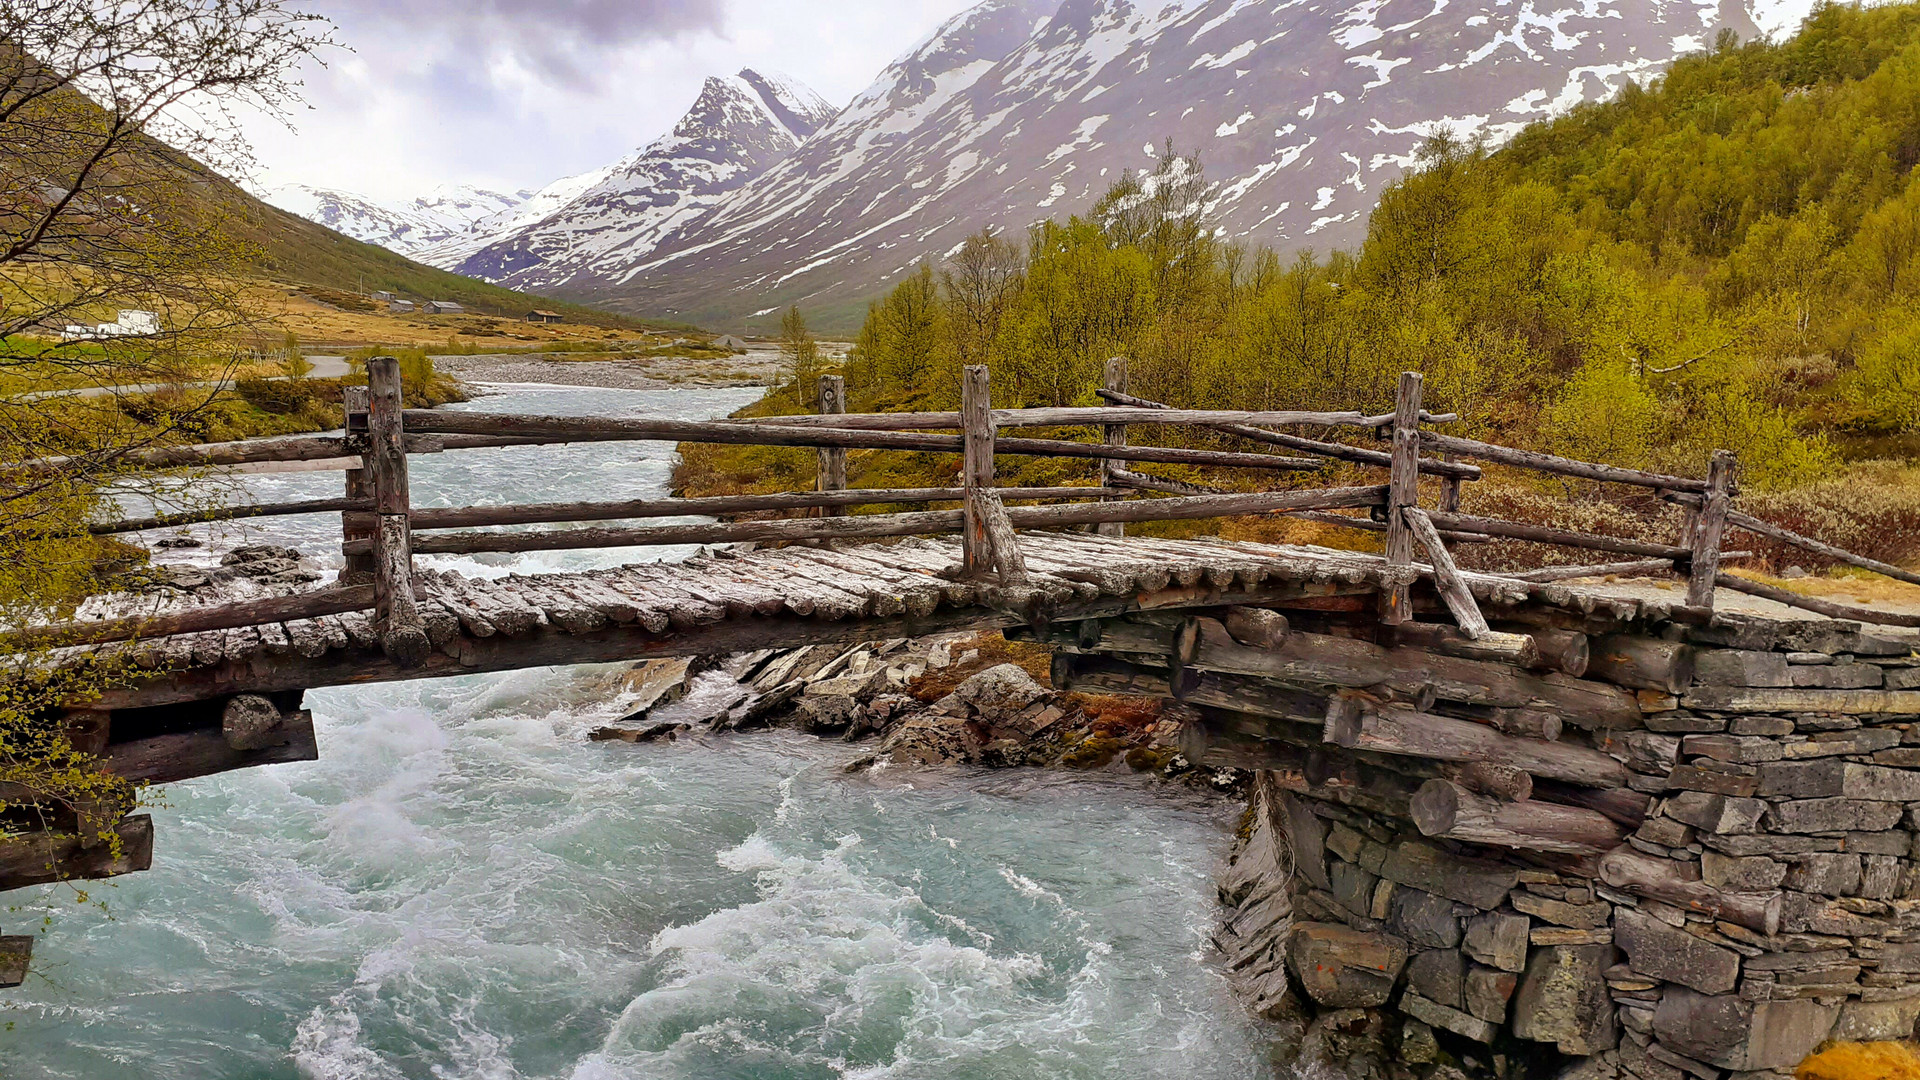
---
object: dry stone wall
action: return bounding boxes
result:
[1214,611,1920,1080]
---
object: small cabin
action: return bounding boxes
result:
[525,310,563,324]
[387,300,416,314]
[421,300,464,315]
[715,334,748,353]
[370,290,396,302]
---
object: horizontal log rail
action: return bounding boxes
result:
[1094,387,1482,481]
[399,411,1325,471]
[1714,572,1920,628]
[17,585,377,647]
[398,486,1120,532]
[89,496,376,535]
[1419,431,1709,493]
[1423,510,1693,560]
[713,405,1457,430]
[347,485,1387,557]
[1660,492,1920,589]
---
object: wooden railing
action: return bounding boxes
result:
[45,360,1920,664]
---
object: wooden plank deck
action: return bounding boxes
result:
[66,534,1731,710]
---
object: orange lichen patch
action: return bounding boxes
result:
[1798,1041,1920,1080]
[1068,692,1163,735]
[905,632,1053,702]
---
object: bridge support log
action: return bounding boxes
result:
[0,935,29,988]
[1387,622,1538,668]
[0,814,153,892]
[1381,371,1423,625]
[105,709,317,785]
[366,357,428,668]
[1325,703,1629,788]
[1585,634,1695,694]
[1599,847,1781,935]
[342,386,375,578]
[1411,778,1623,856]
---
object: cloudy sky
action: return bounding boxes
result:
[244,0,982,204]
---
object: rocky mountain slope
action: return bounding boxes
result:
[516,0,1807,329]
[260,183,532,261]
[449,68,837,287]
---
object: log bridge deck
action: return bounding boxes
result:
[8,360,1920,993]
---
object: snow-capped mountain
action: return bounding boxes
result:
[512,0,1803,326]
[261,183,531,260]
[450,68,837,285]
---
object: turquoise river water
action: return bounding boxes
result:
[1,383,1271,1079]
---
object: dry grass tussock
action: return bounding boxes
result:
[1797,1041,1920,1080]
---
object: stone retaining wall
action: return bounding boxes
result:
[1214,612,1920,1080]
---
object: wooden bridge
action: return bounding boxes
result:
[6,357,1919,989]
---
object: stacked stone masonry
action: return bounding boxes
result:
[1199,608,1920,1080]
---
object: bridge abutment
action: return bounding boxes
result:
[1050,601,1920,1080]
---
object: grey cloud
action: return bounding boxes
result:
[323,0,726,86]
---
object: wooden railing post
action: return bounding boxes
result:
[1383,371,1424,624]
[961,365,994,576]
[365,357,428,667]
[342,386,375,579]
[1685,449,1736,610]
[816,374,847,517]
[1098,356,1128,537]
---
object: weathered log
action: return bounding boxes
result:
[1424,512,1692,560]
[1174,620,1643,729]
[1532,779,1650,828]
[0,935,28,988]
[1419,431,1708,493]
[1598,847,1781,935]
[1098,357,1129,538]
[374,515,429,668]
[972,490,1029,587]
[1486,707,1563,742]
[88,496,374,536]
[342,386,375,577]
[1382,372,1423,624]
[1106,468,1219,497]
[716,404,1377,429]
[1713,573,1920,628]
[367,358,427,668]
[1585,634,1695,694]
[61,708,111,757]
[1411,779,1623,855]
[403,486,1117,530]
[1276,509,1492,542]
[961,365,995,577]
[21,585,376,647]
[1389,622,1539,668]
[1094,385,1482,480]
[401,410,1324,470]
[104,711,319,784]
[1403,506,1489,637]
[1327,705,1629,788]
[816,375,847,517]
[1722,505,1920,587]
[371,486,1390,556]
[1686,450,1736,609]
[0,814,152,892]
[1502,559,1674,583]
[1223,606,1290,650]
[1528,628,1590,678]
[1442,762,1533,802]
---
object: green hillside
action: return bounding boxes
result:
[837,2,1920,492]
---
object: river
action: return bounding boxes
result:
[3,382,1273,1079]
